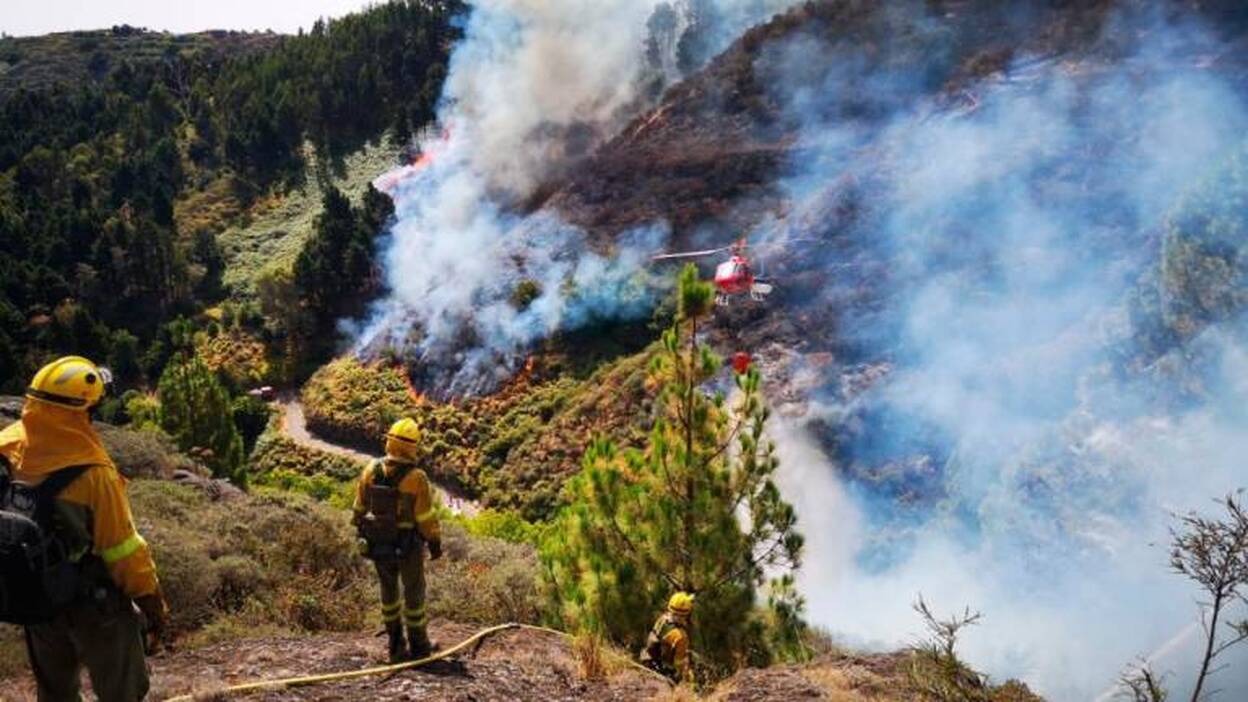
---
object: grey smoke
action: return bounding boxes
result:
[359,0,800,394]
[760,4,1248,699]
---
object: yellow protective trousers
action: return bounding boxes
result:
[25,594,148,702]
[374,534,430,646]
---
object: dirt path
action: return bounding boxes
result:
[276,396,480,516]
[279,397,379,463]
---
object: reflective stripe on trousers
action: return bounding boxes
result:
[373,538,427,634]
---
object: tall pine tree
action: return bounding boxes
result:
[540,264,805,680]
[158,354,245,485]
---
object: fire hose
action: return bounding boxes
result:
[161,622,672,701]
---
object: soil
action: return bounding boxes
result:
[0,622,668,702]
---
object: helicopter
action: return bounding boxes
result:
[651,236,775,306]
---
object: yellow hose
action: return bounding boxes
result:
[162,622,670,701]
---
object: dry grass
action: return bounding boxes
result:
[219,139,398,298]
[196,329,273,388]
[802,664,901,701]
[650,685,700,702]
[174,175,246,239]
[574,631,609,680]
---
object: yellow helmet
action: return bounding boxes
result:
[27,356,111,409]
[387,417,422,444]
[385,417,422,461]
[668,592,695,616]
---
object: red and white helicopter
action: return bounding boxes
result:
[651,236,775,306]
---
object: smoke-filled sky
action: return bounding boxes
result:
[1,0,370,37]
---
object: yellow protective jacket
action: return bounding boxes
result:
[642,612,692,683]
[0,399,160,599]
[352,457,440,543]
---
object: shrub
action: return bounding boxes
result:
[122,390,161,431]
[250,432,362,483]
[132,480,373,638]
[251,468,355,509]
[426,523,542,626]
[301,351,654,520]
[300,357,417,448]
[97,423,199,479]
[454,508,544,545]
[231,394,272,454]
[511,279,542,310]
[157,354,245,484]
[196,329,272,390]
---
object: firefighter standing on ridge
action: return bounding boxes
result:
[0,356,169,702]
[353,417,442,663]
[640,592,695,684]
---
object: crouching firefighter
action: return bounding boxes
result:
[640,592,695,685]
[0,356,169,702]
[353,418,442,663]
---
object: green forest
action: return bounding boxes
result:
[0,0,462,396]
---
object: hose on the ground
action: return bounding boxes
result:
[162,622,670,701]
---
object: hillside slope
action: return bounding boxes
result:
[539,0,1127,244]
[0,27,280,97]
[0,622,1039,701]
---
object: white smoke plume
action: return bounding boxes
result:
[760,4,1248,699]
[359,0,800,395]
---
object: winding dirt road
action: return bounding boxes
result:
[277,396,480,516]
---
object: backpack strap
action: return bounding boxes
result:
[31,465,92,526]
[391,462,416,486]
[373,460,416,489]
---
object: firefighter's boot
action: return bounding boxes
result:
[408,628,437,659]
[386,623,408,663]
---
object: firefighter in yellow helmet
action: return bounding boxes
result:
[0,356,168,702]
[640,592,695,684]
[353,417,442,662]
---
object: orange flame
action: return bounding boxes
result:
[372,127,453,195]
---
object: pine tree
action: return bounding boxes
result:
[540,264,805,679]
[157,354,245,485]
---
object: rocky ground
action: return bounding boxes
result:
[0,619,1041,701]
[0,622,664,702]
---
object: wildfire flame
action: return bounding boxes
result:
[372,127,453,195]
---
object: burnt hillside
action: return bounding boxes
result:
[538,0,1142,244]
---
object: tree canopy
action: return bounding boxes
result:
[540,265,806,680]
[0,1,461,392]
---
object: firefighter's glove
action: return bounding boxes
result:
[135,592,169,655]
[427,539,443,561]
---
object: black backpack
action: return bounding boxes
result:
[0,456,90,625]
[358,460,417,561]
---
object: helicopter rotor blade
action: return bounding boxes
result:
[747,235,823,252]
[650,247,730,261]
